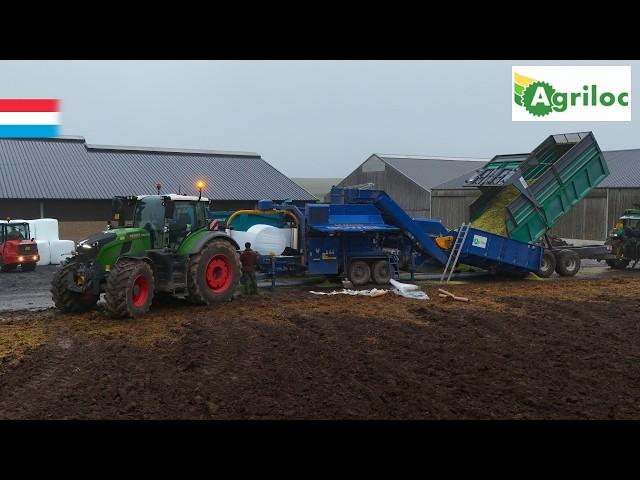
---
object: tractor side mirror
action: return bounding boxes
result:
[208,199,215,211]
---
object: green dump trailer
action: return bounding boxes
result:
[465,131,614,277]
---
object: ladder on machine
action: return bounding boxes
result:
[440,223,470,284]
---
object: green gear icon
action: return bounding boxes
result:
[522,81,555,117]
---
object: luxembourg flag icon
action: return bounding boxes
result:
[0,99,60,138]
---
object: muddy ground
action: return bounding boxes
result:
[1,270,639,419]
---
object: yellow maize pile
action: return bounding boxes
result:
[470,185,520,236]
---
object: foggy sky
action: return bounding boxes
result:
[0,60,636,178]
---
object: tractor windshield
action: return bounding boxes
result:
[134,197,165,249]
[4,223,29,241]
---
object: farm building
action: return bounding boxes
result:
[337,154,487,217]
[431,149,640,241]
[0,136,316,240]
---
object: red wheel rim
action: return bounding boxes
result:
[131,274,149,308]
[205,255,233,292]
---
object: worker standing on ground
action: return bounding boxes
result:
[240,242,258,295]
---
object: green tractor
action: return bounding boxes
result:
[51,187,241,318]
[605,205,640,270]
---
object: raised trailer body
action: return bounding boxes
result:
[465,131,612,276]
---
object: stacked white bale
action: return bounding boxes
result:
[49,240,75,265]
[33,218,59,241]
[36,240,51,266]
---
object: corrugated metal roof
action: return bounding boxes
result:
[377,154,488,191]
[599,150,640,188]
[430,169,483,190]
[431,149,640,190]
[0,137,316,201]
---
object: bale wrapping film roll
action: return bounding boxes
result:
[35,240,51,266]
[33,218,59,241]
[229,229,256,252]
[49,240,75,265]
[248,224,291,255]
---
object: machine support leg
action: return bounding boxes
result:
[271,258,276,289]
[410,253,415,281]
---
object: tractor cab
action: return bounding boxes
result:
[110,194,214,249]
[610,207,640,238]
[0,221,39,272]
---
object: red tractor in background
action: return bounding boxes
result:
[0,221,39,272]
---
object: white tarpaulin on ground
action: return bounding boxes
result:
[310,279,429,300]
[389,279,430,300]
[309,288,389,297]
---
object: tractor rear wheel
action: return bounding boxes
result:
[187,239,241,305]
[104,259,155,318]
[348,260,371,286]
[371,259,392,285]
[51,260,99,313]
[536,250,556,278]
[21,262,36,272]
[555,250,581,276]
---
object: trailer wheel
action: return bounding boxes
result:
[371,259,392,285]
[555,250,581,276]
[348,260,371,286]
[536,250,556,278]
[104,259,155,318]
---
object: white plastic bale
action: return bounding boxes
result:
[229,225,293,255]
[49,240,75,265]
[229,229,255,251]
[248,224,291,255]
[35,240,51,266]
[33,218,59,241]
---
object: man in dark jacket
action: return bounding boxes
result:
[239,242,258,295]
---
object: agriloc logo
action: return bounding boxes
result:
[512,66,631,121]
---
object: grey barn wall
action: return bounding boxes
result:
[338,164,430,217]
[0,199,259,222]
[432,188,640,241]
[431,189,480,227]
[548,190,607,240]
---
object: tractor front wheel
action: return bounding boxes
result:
[187,239,241,305]
[606,257,630,269]
[104,259,155,318]
[0,257,16,272]
[51,261,99,313]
